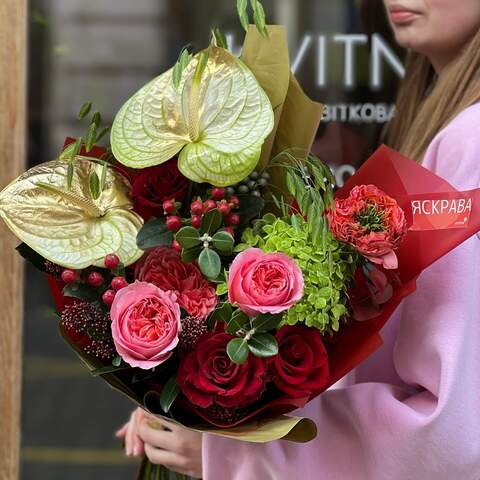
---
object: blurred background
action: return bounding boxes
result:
[23,1,404,478]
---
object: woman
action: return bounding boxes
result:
[117,1,480,478]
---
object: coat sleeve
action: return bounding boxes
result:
[201,112,480,480]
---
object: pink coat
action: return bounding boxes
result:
[202,103,480,480]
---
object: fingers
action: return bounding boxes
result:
[125,408,145,457]
[144,443,189,475]
[115,423,128,439]
[138,419,175,450]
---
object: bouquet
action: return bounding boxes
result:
[1,11,480,480]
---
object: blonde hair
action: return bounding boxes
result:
[387,30,480,162]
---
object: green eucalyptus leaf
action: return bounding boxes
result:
[59,142,76,161]
[176,226,201,249]
[227,338,249,364]
[226,309,250,335]
[78,101,92,119]
[252,313,283,332]
[248,333,278,358]
[181,245,202,263]
[200,209,222,235]
[92,111,101,127]
[252,0,268,37]
[198,248,221,279]
[136,218,173,250]
[160,376,181,413]
[211,231,234,254]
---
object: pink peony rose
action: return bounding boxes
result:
[110,281,181,369]
[228,248,304,317]
[328,184,407,269]
[136,246,217,320]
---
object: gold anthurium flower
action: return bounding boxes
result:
[110,46,274,187]
[0,157,144,269]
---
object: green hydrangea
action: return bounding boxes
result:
[237,215,358,334]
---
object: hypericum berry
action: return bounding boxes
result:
[190,199,204,216]
[111,276,128,291]
[102,289,116,306]
[166,215,183,232]
[226,213,240,226]
[204,199,217,212]
[211,187,225,200]
[61,269,78,284]
[229,195,240,208]
[172,239,183,252]
[223,227,235,236]
[104,253,120,270]
[88,271,104,288]
[191,215,203,229]
[217,200,231,216]
[162,199,176,214]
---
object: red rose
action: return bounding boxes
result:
[135,246,217,320]
[177,333,267,408]
[270,325,329,398]
[328,184,407,269]
[131,159,188,220]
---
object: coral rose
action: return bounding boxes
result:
[328,184,407,269]
[136,246,217,320]
[110,281,181,369]
[271,325,329,398]
[228,248,304,317]
[177,333,267,408]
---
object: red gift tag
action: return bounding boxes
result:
[408,191,474,231]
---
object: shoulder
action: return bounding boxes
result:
[423,102,480,190]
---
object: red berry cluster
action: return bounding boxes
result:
[189,188,240,234]
[60,253,129,307]
[163,198,184,232]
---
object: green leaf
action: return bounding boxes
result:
[85,123,97,152]
[216,282,228,296]
[212,28,228,49]
[95,126,110,143]
[208,302,233,329]
[194,51,209,83]
[200,208,222,235]
[99,162,108,191]
[226,309,250,335]
[173,48,192,90]
[175,226,201,249]
[63,283,99,302]
[252,0,268,37]
[91,363,130,377]
[92,111,101,127]
[227,338,249,364]
[198,248,221,279]
[136,218,173,250]
[252,313,282,332]
[181,245,202,263]
[237,0,249,32]
[78,101,92,119]
[248,333,278,358]
[211,231,234,254]
[160,376,181,414]
[89,171,100,199]
[59,142,76,161]
[112,355,122,367]
[16,242,47,272]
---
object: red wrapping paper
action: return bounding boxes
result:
[47,144,480,428]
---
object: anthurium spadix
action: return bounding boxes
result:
[0,158,144,269]
[110,46,275,187]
